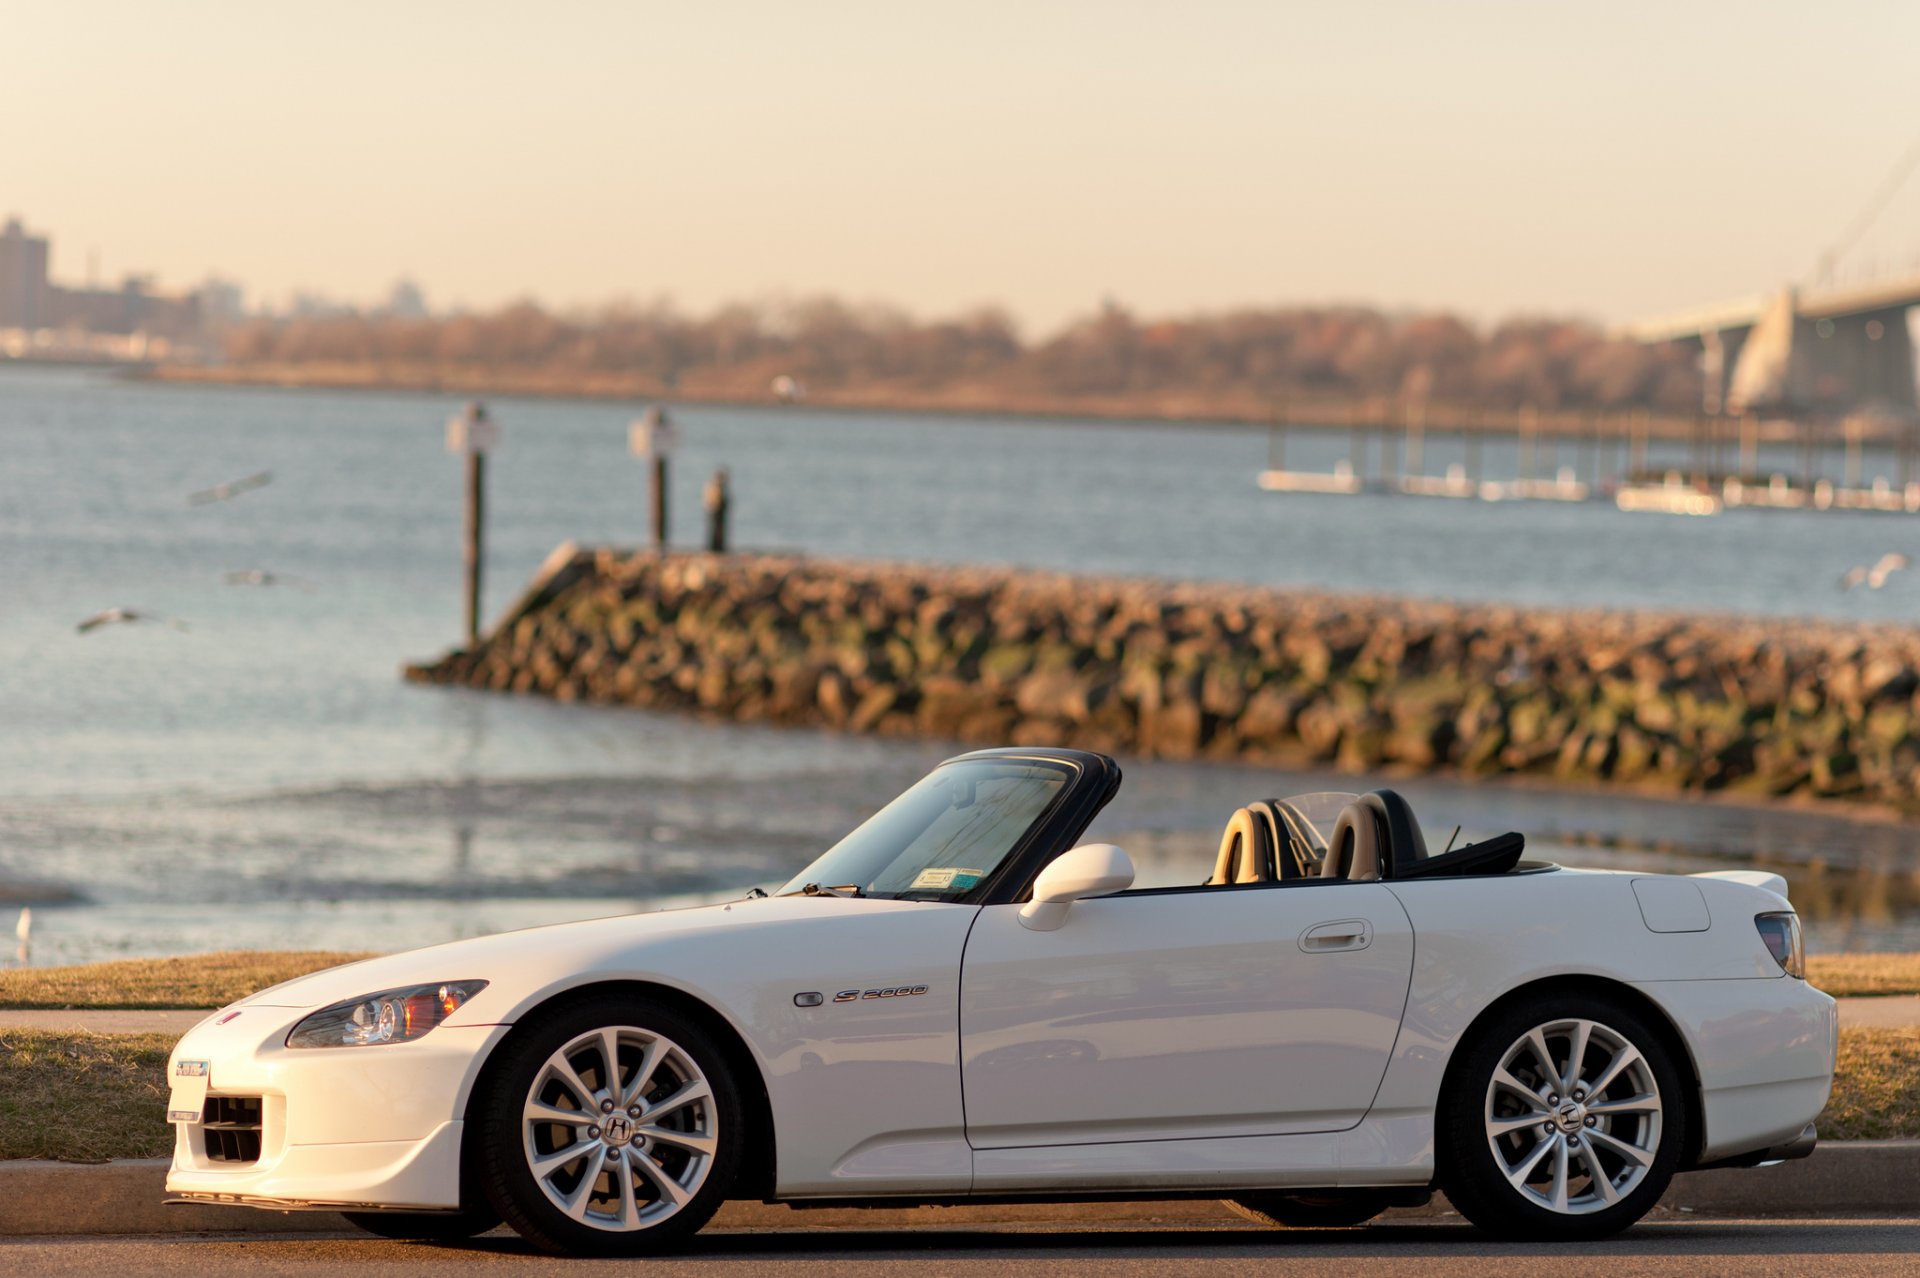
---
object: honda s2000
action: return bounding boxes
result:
[166,748,1835,1255]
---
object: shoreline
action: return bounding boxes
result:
[136,363,1733,439]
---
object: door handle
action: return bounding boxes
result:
[1299,919,1373,953]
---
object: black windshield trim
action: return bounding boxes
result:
[956,747,1123,907]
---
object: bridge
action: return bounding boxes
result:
[1627,274,1920,417]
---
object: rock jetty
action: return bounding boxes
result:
[406,546,1920,807]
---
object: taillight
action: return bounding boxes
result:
[1754,913,1805,978]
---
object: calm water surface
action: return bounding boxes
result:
[3,365,1918,961]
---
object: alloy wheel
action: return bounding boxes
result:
[1482,1016,1663,1215]
[520,1025,718,1231]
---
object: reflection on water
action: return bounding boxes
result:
[5,713,1919,964]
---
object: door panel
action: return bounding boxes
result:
[959,884,1413,1148]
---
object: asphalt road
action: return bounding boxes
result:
[4,1218,1918,1277]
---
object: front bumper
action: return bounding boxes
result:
[164,1011,510,1211]
[168,1121,467,1212]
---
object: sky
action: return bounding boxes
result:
[5,0,1920,334]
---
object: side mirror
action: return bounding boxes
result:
[1018,844,1134,931]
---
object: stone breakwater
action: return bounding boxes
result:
[407,546,1920,807]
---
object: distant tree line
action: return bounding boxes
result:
[215,297,1700,414]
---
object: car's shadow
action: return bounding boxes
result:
[423,1218,1917,1260]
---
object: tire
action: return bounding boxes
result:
[472,996,745,1257]
[1225,1190,1393,1228]
[1437,993,1688,1240]
[340,1205,501,1241]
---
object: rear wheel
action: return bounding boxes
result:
[473,997,743,1257]
[1438,994,1686,1240]
[1226,1190,1394,1228]
[340,1205,500,1241]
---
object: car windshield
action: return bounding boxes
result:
[777,758,1074,901]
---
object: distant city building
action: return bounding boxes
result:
[382,277,430,319]
[47,274,202,340]
[286,290,357,319]
[0,216,51,329]
[1,214,209,361]
[198,277,248,328]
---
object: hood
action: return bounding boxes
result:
[237,894,937,1011]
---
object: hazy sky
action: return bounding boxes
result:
[6,1,1920,332]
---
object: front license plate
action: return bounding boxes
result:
[168,1060,210,1123]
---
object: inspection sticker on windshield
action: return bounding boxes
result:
[168,1060,210,1123]
[911,867,984,891]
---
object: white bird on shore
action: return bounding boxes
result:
[188,470,272,506]
[75,607,189,634]
[15,907,29,961]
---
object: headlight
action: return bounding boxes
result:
[1754,913,1805,979]
[285,981,488,1048]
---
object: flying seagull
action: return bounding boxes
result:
[224,569,313,589]
[189,470,272,506]
[75,607,189,634]
[1840,552,1910,590]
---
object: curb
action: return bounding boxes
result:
[2,1142,1915,1237]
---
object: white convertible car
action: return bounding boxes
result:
[166,748,1835,1256]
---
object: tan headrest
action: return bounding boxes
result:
[1322,803,1383,881]
[1207,807,1274,885]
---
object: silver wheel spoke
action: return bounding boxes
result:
[526,1100,595,1127]
[1585,1046,1642,1098]
[639,1124,718,1156]
[1585,1092,1659,1118]
[530,1143,593,1179]
[562,1147,609,1221]
[1587,1126,1656,1167]
[1561,1020,1593,1093]
[1490,1112,1554,1138]
[550,1055,599,1110]
[623,1037,667,1109]
[1524,1028,1558,1084]
[634,1150,693,1208]
[1547,1138,1571,1212]
[646,1078,712,1122]
[615,1155,640,1230]
[1504,1134,1558,1187]
[1582,1145,1621,1205]
[598,1029,625,1100]
[1492,1067,1550,1111]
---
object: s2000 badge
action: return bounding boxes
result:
[833,985,930,1003]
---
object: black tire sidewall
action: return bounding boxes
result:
[474,996,745,1257]
[1439,994,1688,1240]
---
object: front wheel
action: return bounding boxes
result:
[1438,995,1687,1240]
[473,997,744,1257]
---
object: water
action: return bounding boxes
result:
[3,364,1918,962]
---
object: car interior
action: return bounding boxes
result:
[1204,789,1527,886]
